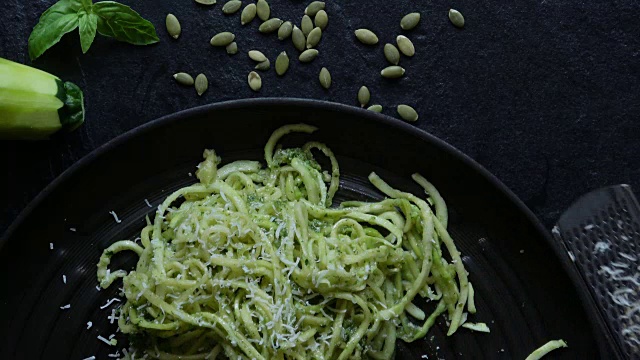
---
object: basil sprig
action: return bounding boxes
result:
[28,0,159,60]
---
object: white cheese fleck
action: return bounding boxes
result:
[109,210,122,224]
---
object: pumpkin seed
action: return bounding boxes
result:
[292,26,306,52]
[319,67,331,89]
[305,1,325,16]
[241,3,256,25]
[301,15,314,36]
[165,14,181,39]
[357,86,370,107]
[314,10,328,30]
[226,42,238,55]
[173,72,194,86]
[256,0,270,21]
[354,29,378,45]
[275,51,290,76]
[248,50,267,62]
[384,43,400,65]
[195,0,216,5]
[259,18,283,33]
[299,49,319,63]
[396,35,415,57]
[306,27,322,49]
[255,59,270,71]
[367,104,383,112]
[449,9,464,28]
[400,12,420,30]
[397,105,418,122]
[210,32,235,46]
[222,0,242,14]
[278,21,293,40]
[380,66,405,78]
[195,74,208,96]
[248,71,262,91]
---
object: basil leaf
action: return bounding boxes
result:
[93,1,159,45]
[79,0,93,10]
[78,11,98,53]
[28,0,83,60]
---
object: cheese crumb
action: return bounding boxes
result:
[109,211,122,224]
[60,304,71,310]
[86,321,93,329]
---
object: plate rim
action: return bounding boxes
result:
[0,97,610,355]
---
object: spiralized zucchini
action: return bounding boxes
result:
[97,124,478,360]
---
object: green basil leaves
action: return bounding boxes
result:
[28,0,159,60]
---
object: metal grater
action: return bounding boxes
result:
[553,185,640,359]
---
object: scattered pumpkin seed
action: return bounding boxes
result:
[357,86,370,107]
[173,72,194,86]
[383,43,400,65]
[210,32,235,46]
[380,66,405,78]
[400,12,421,30]
[255,59,271,71]
[241,3,256,25]
[314,10,328,30]
[292,26,306,52]
[278,21,293,40]
[306,27,322,49]
[248,71,262,91]
[259,18,283,33]
[248,50,268,62]
[367,104,383,112]
[449,9,464,28]
[165,14,181,39]
[301,15,314,36]
[226,42,238,55]
[319,67,331,89]
[195,74,208,96]
[397,105,418,122]
[299,49,319,63]
[354,29,378,45]
[396,35,415,57]
[305,1,325,17]
[195,0,216,5]
[275,51,290,76]
[222,0,242,14]
[256,0,270,21]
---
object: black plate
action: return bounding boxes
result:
[1,99,611,359]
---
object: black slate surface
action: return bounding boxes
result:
[1,0,639,236]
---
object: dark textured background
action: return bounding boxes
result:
[1,0,639,235]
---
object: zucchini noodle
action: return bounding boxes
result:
[97,124,480,360]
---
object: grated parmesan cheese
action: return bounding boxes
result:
[144,199,152,207]
[109,210,122,224]
[49,243,53,250]
[97,334,117,346]
[100,298,121,309]
[60,304,71,310]
[62,275,67,284]
[86,321,93,329]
